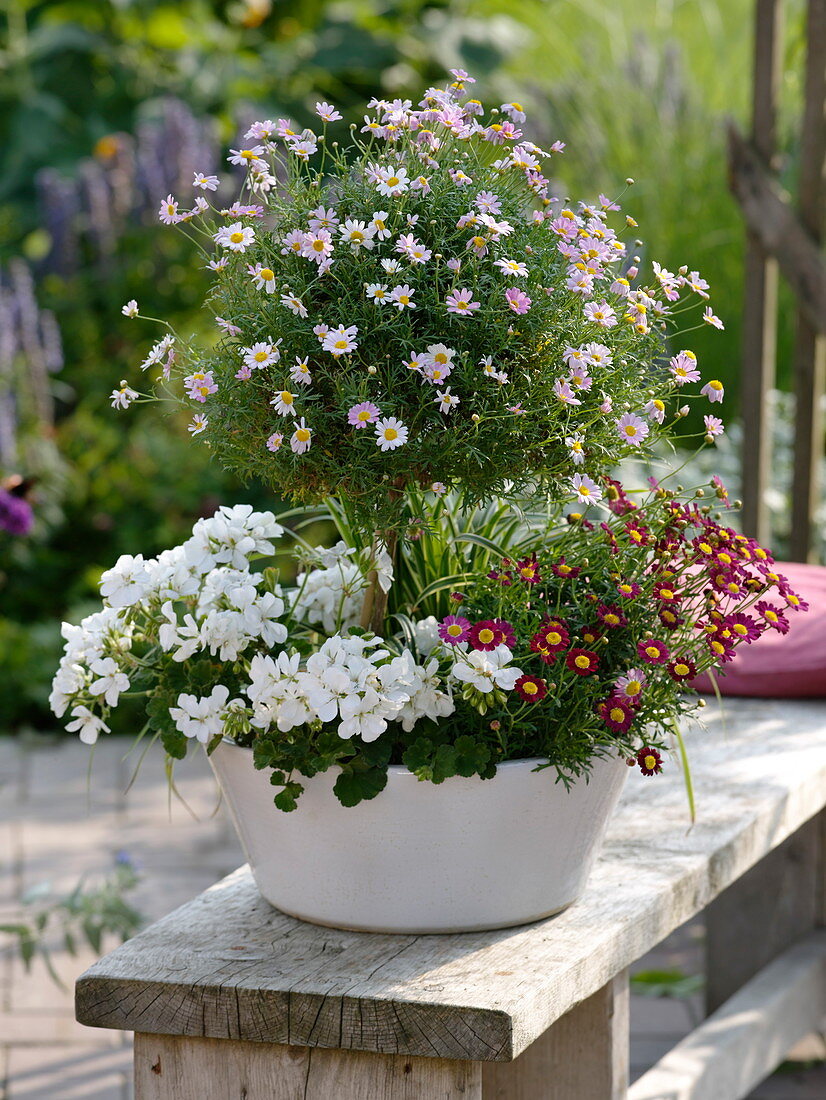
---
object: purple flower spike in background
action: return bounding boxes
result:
[0,488,34,536]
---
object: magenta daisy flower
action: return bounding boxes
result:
[599,697,633,733]
[615,580,641,599]
[755,602,790,633]
[438,615,472,645]
[637,638,670,664]
[348,401,380,428]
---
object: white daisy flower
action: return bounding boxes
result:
[375,417,408,451]
[281,291,307,317]
[271,390,298,417]
[214,222,255,252]
[110,380,139,410]
[291,418,312,453]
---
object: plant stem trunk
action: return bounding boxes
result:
[359,526,399,637]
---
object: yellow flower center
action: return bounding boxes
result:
[575,655,591,669]
[230,232,244,243]
[254,351,268,362]
[386,176,400,187]
[523,682,539,695]
[447,624,463,637]
[610,707,625,723]
[626,680,642,695]
[546,632,562,646]
[357,410,371,422]
[675,663,689,676]
[605,614,619,626]
[478,628,495,645]
[644,755,657,771]
[623,425,637,437]
[383,428,398,441]
[259,268,274,281]
[645,646,659,658]
[295,428,310,442]
[280,392,293,405]
[766,610,778,622]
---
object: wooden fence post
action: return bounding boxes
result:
[741,0,783,546]
[790,0,826,561]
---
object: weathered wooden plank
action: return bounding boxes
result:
[76,700,826,1062]
[740,0,783,544]
[629,932,826,1100]
[133,1033,482,1099]
[705,811,821,1011]
[481,973,628,1099]
[727,125,826,336]
[790,0,826,560]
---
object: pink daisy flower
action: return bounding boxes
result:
[446,288,480,316]
[504,287,532,314]
[348,402,380,428]
[616,413,649,445]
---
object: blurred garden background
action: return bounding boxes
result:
[0,0,816,734]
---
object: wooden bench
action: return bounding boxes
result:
[75,697,826,1098]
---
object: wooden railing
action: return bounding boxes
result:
[732,0,826,560]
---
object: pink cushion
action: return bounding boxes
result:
[691,562,826,698]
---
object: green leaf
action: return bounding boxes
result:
[273,781,303,812]
[402,737,436,779]
[453,735,492,778]
[333,764,388,807]
[160,728,188,760]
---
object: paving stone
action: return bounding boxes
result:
[5,1043,132,1100]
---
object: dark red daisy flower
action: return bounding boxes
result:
[637,746,663,776]
[667,657,697,682]
[653,580,681,603]
[469,619,516,651]
[658,606,685,630]
[598,696,633,733]
[515,555,542,585]
[566,648,599,675]
[624,521,649,546]
[551,556,581,579]
[514,674,548,702]
[597,603,627,629]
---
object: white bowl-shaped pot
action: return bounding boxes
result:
[209,740,628,934]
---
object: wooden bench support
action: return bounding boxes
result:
[134,1033,483,1099]
[134,973,629,1100]
[705,809,826,1011]
[629,932,826,1100]
[482,972,629,1100]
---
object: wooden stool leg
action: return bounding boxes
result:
[481,972,629,1099]
[134,1033,482,1099]
[705,809,826,1012]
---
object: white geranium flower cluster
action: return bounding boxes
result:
[248,635,453,742]
[50,505,457,752]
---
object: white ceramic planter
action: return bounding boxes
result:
[209,741,628,934]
